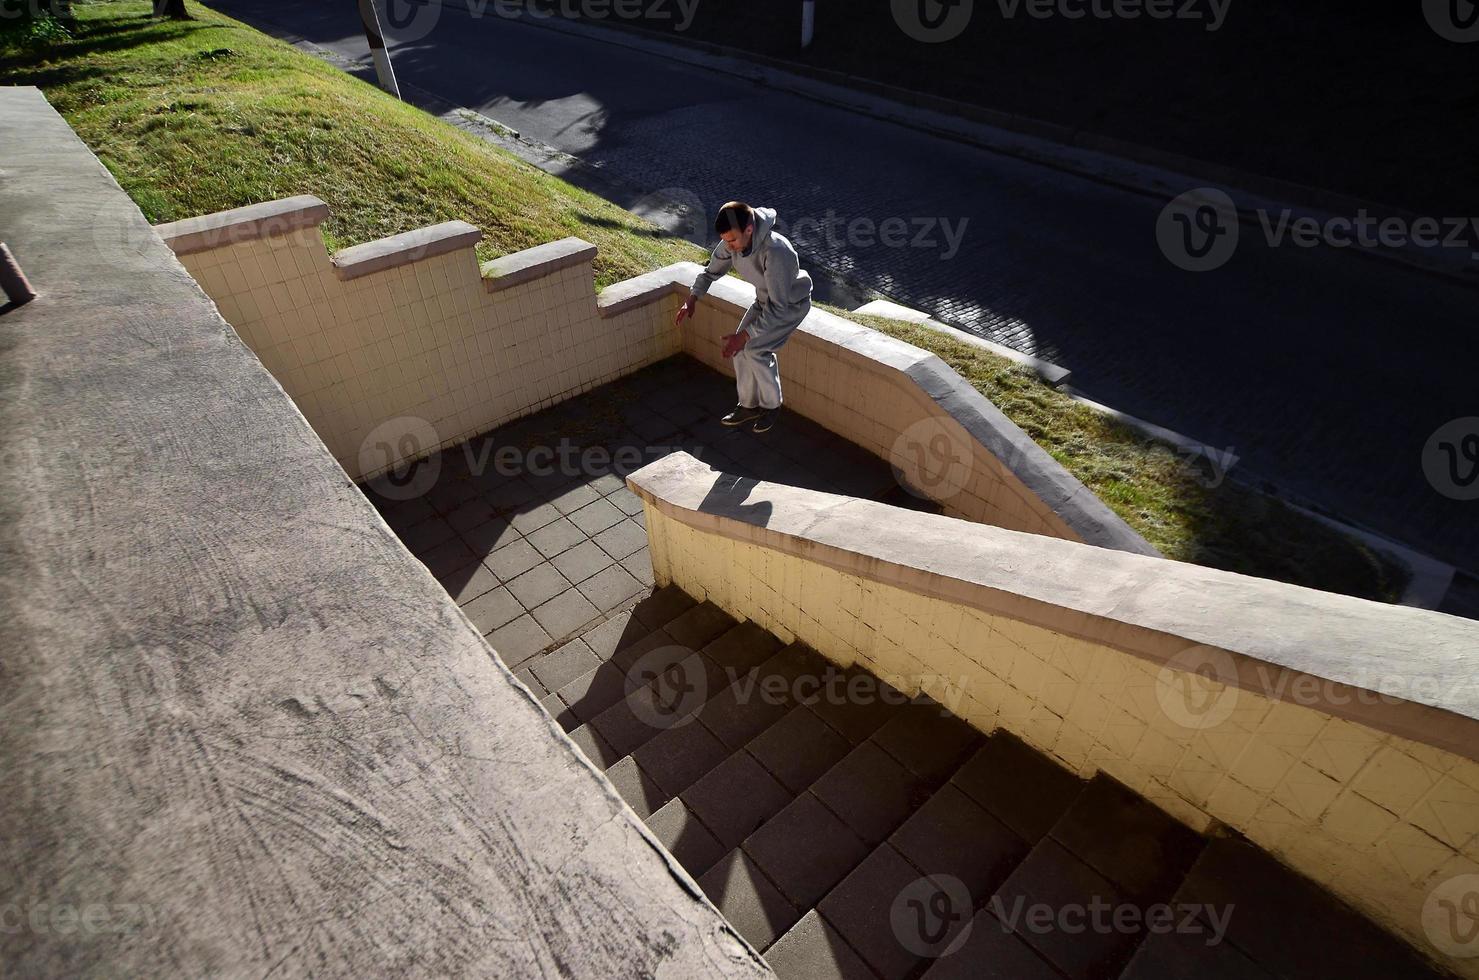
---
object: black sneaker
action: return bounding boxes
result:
[750,409,779,433]
[722,405,764,427]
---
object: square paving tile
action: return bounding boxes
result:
[486,613,551,669]
[443,495,499,535]
[683,750,793,849]
[812,742,929,845]
[508,500,564,535]
[513,665,545,697]
[550,539,615,584]
[818,844,931,980]
[416,536,477,579]
[991,839,1138,980]
[891,785,1027,901]
[528,637,602,693]
[951,734,1084,842]
[580,610,647,661]
[593,518,648,560]
[1118,926,1276,980]
[605,756,668,819]
[607,485,645,515]
[400,517,458,556]
[461,586,522,635]
[1048,775,1203,901]
[664,601,738,651]
[577,564,645,612]
[458,516,520,562]
[484,538,541,582]
[764,909,878,980]
[527,518,586,559]
[549,481,601,514]
[698,850,800,952]
[622,547,654,585]
[632,718,732,799]
[555,661,630,723]
[646,798,727,878]
[632,585,696,632]
[438,560,499,606]
[743,793,868,909]
[505,561,572,610]
[916,909,1062,980]
[869,701,984,785]
[568,497,625,536]
[566,723,621,770]
[748,706,854,794]
[530,588,600,640]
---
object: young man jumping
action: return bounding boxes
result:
[674,202,813,433]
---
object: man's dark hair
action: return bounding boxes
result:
[715,201,755,235]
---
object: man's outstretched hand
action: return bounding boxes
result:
[721,330,749,359]
[674,297,696,326]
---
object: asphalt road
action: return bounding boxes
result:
[210,0,1478,574]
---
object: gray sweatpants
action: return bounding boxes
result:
[734,347,783,410]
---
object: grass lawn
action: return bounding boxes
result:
[0,0,703,286]
[1,1,1406,602]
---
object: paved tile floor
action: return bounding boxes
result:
[363,354,933,673]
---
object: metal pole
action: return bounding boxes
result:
[358,0,402,100]
[801,0,815,47]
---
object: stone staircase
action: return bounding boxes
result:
[517,586,1451,980]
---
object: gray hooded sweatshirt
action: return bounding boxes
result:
[689,207,813,352]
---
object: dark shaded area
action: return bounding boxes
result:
[598,0,1479,216]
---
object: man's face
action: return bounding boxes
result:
[720,224,754,254]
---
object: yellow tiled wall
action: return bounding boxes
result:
[683,301,1080,540]
[179,229,681,481]
[645,505,1479,975]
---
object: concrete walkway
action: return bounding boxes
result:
[207,0,1479,576]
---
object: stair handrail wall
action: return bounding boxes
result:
[627,450,1479,976]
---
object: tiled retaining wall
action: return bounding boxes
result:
[159,195,1150,552]
[156,197,683,481]
[679,276,1155,554]
[630,451,1479,976]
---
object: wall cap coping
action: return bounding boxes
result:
[663,267,1154,555]
[597,261,696,317]
[628,451,1479,761]
[154,194,329,255]
[482,236,597,292]
[331,220,483,281]
[853,299,1072,387]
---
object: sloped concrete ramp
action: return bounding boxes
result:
[0,86,767,978]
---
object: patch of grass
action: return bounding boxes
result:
[1,2,1405,603]
[849,313,1406,602]
[0,0,702,286]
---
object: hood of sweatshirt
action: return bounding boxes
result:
[743,207,777,256]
